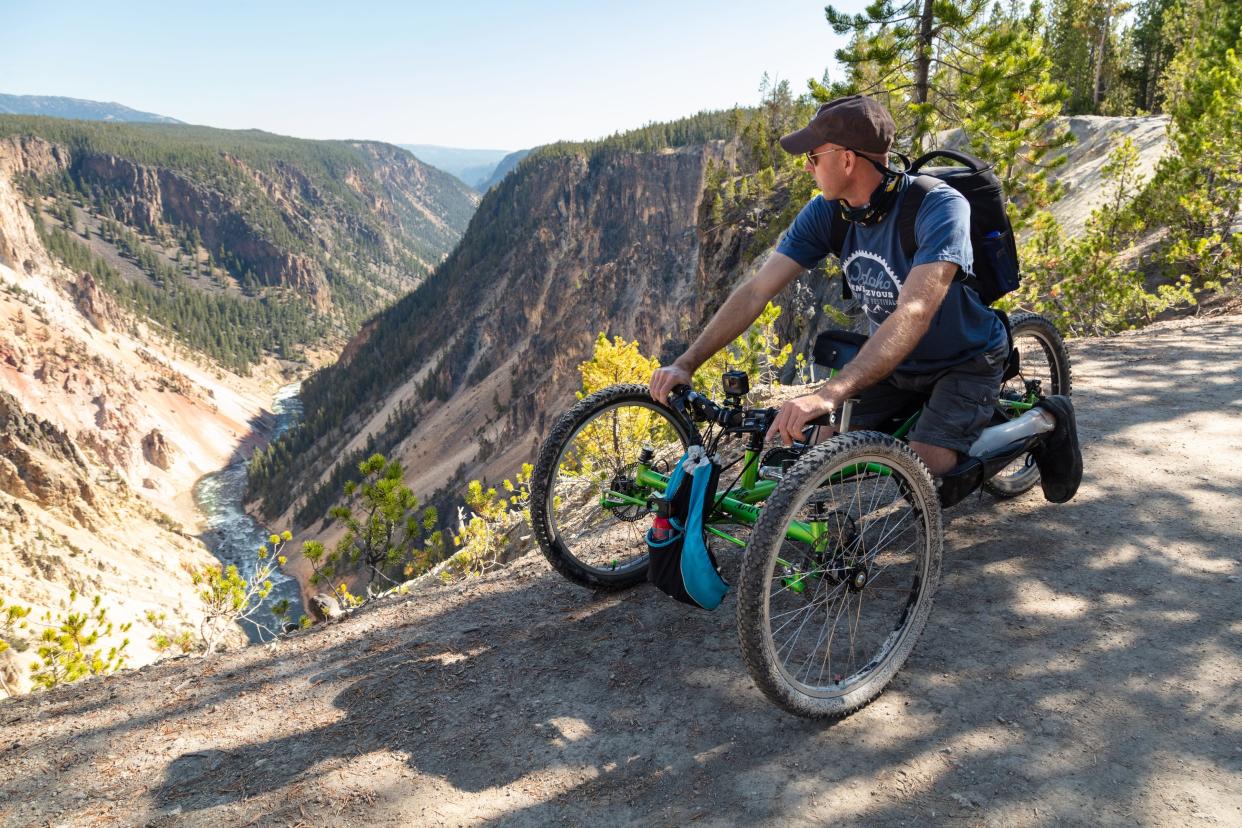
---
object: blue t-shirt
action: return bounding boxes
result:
[777,175,1007,372]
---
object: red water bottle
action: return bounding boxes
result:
[651,499,672,541]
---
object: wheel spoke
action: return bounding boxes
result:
[533,389,695,587]
[743,437,941,716]
[989,315,1072,498]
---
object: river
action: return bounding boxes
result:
[192,382,304,642]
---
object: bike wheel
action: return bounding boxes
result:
[737,431,942,719]
[985,311,1073,498]
[530,384,697,590]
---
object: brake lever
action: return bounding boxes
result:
[667,384,695,420]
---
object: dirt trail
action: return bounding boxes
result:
[2,314,1241,828]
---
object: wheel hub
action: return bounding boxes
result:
[606,463,648,521]
[847,564,869,592]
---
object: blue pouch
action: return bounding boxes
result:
[645,446,730,610]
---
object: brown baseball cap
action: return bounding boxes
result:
[779,94,895,160]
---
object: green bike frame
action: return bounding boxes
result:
[598,372,1039,568]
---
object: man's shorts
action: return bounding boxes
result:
[848,344,1008,456]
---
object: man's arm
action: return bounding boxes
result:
[649,251,807,402]
[830,260,957,398]
[766,260,958,444]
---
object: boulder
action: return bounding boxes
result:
[308,594,343,623]
[141,429,177,471]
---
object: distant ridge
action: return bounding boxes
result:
[479,148,532,190]
[399,144,523,190]
[0,93,182,124]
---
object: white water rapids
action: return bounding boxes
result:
[192,383,304,642]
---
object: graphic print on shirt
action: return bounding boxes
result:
[841,249,901,325]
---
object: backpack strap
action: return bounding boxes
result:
[829,203,852,301]
[897,175,942,260]
[834,174,943,304]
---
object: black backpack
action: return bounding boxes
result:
[829,149,1020,307]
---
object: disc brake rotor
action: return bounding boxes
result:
[782,508,860,593]
[606,462,650,522]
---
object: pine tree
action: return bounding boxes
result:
[575,333,660,399]
[1046,0,1129,113]
[325,454,443,595]
[825,0,990,152]
[1117,0,1177,111]
[960,1,1073,229]
[1143,0,1242,292]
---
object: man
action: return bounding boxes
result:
[649,94,1080,501]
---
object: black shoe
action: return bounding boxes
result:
[1031,395,1082,503]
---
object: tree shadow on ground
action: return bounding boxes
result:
[153,319,1240,824]
[3,317,1239,826]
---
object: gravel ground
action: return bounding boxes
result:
[2,314,1240,828]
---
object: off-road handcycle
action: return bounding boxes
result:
[529,312,1071,718]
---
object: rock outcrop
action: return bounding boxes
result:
[0,390,93,526]
[0,136,62,273]
[141,428,178,470]
[0,388,88,469]
[72,270,118,333]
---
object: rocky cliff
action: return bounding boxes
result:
[0,118,480,332]
[249,142,723,525]
[0,133,298,694]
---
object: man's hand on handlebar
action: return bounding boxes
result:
[766,383,848,447]
[649,362,693,404]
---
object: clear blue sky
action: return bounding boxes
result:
[1,0,868,150]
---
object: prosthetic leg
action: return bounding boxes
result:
[937,406,1057,507]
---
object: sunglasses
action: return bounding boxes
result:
[805,147,851,166]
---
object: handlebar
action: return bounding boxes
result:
[667,384,775,435]
[666,384,859,436]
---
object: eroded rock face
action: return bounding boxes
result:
[0,137,65,272]
[73,270,119,334]
[0,392,96,526]
[141,428,178,471]
[0,390,87,469]
[78,395,139,471]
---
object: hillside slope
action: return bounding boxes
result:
[0,145,286,692]
[398,145,513,190]
[480,148,533,190]
[0,116,479,692]
[3,313,1239,827]
[0,118,487,680]
[0,94,182,124]
[0,118,480,343]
